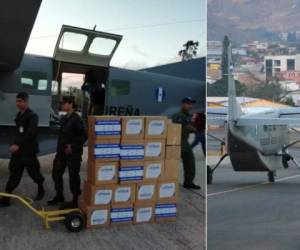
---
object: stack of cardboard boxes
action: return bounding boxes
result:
[80,116,182,228]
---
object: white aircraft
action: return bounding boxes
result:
[207,36,300,184]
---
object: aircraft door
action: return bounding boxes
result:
[53,25,122,67]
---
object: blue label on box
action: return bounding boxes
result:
[120,145,144,160]
[155,204,177,218]
[119,166,144,181]
[111,217,133,222]
[156,213,176,218]
[94,144,120,159]
[95,120,121,136]
[110,208,134,222]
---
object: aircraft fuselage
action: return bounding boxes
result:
[227,110,289,172]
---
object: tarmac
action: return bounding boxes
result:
[207,128,300,250]
[0,144,205,250]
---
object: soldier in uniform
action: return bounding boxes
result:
[172,97,201,190]
[0,92,45,207]
[48,97,87,208]
[81,70,105,116]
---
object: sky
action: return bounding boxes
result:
[26,0,206,70]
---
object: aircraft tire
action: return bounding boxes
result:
[268,171,275,183]
[207,165,213,185]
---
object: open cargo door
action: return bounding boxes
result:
[53,25,122,67]
[0,0,42,71]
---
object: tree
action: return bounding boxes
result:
[178,40,199,61]
[207,78,247,96]
[246,81,284,102]
[282,97,296,106]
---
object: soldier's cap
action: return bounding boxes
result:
[182,97,196,104]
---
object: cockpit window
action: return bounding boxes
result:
[21,71,48,91]
[89,37,117,56]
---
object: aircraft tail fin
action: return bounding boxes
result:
[223,36,242,121]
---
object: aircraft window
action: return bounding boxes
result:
[38,80,48,90]
[59,32,87,52]
[21,71,48,91]
[52,80,59,94]
[21,78,33,88]
[263,125,268,131]
[89,37,117,56]
[110,80,130,96]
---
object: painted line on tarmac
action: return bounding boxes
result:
[207,174,300,197]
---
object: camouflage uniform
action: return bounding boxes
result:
[172,111,195,185]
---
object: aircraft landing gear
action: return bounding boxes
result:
[268,171,276,183]
[207,166,213,185]
[207,154,229,185]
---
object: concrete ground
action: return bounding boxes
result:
[207,129,300,250]
[0,145,205,250]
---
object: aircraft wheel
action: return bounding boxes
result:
[207,165,213,185]
[65,211,86,233]
[268,171,275,183]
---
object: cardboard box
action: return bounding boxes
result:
[88,116,121,140]
[120,139,144,160]
[155,202,177,222]
[79,201,110,228]
[134,202,155,224]
[119,161,144,183]
[161,160,180,180]
[165,146,181,160]
[156,180,178,203]
[135,181,156,204]
[145,116,168,139]
[144,139,165,161]
[112,183,136,206]
[83,182,114,206]
[166,123,182,146]
[121,116,145,139]
[144,161,164,181]
[88,139,120,162]
[87,161,118,185]
[110,204,134,226]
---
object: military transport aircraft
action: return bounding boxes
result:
[0,0,204,158]
[207,36,300,184]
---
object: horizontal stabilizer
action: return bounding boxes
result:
[207,117,227,126]
[236,118,300,126]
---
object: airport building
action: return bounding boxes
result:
[264,54,300,81]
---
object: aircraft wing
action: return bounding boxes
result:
[278,107,300,118]
[236,107,300,126]
[207,107,227,125]
[0,0,42,71]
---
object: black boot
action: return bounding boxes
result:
[183,183,201,190]
[59,195,79,209]
[35,183,45,201]
[47,194,64,206]
[0,197,11,207]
